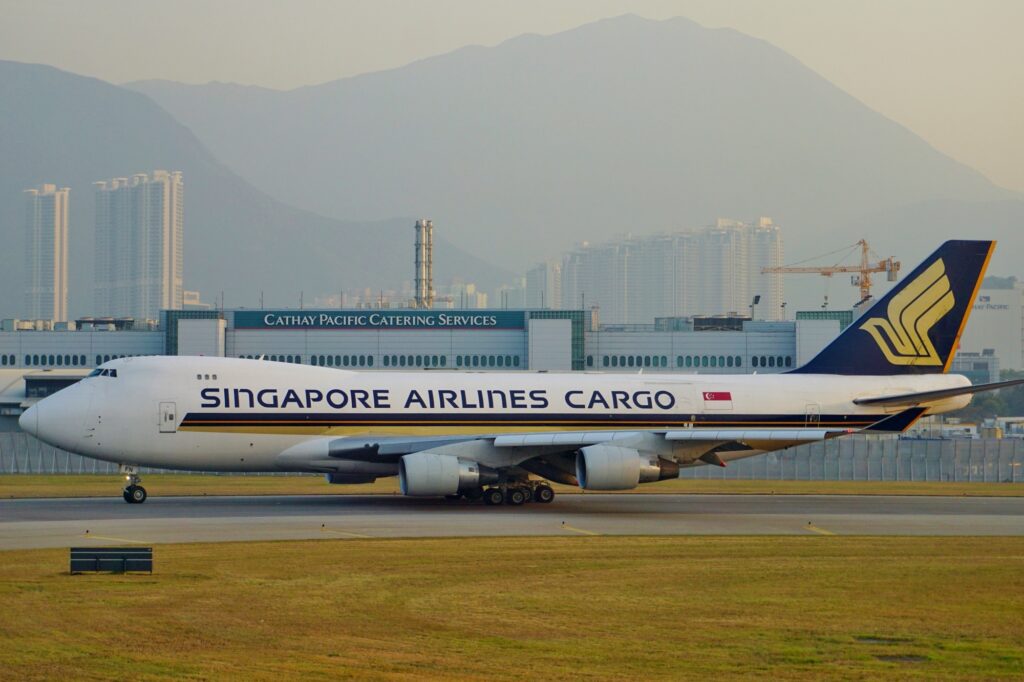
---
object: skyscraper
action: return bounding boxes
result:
[23,184,70,321]
[525,260,562,309]
[94,171,183,320]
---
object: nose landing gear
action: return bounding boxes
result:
[119,465,147,504]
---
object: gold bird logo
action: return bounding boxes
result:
[860,259,955,365]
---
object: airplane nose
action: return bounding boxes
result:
[19,403,39,437]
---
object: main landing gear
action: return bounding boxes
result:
[480,482,556,507]
[120,465,147,504]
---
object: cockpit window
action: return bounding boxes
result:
[90,368,118,378]
[88,369,102,377]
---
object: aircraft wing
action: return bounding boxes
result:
[853,378,1024,407]
[276,410,918,476]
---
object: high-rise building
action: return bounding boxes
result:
[556,219,784,325]
[23,184,70,322]
[94,171,183,320]
[525,260,562,309]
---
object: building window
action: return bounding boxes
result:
[735,356,742,367]
[701,356,708,367]
[785,356,793,367]
[513,356,520,367]
[586,355,594,367]
[718,355,725,368]
[768,356,776,368]
[752,356,759,368]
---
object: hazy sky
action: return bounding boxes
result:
[3,0,1022,192]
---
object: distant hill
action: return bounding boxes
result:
[0,60,510,319]
[129,14,1023,282]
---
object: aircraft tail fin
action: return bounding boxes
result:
[790,240,994,375]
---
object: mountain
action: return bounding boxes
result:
[128,14,1023,280]
[0,60,511,320]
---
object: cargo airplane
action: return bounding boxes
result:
[20,240,1023,505]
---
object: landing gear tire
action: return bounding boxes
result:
[483,488,505,506]
[462,487,484,501]
[124,485,147,504]
[507,487,528,506]
[533,485,555,504]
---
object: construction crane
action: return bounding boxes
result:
[762,239,901,303]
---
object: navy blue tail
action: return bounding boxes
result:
[791,240,994,375]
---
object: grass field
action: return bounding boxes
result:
[1,474,1023,499]
[0,537,1022,679]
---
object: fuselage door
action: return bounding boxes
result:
[159,401,178,433]
[805,403,821,427]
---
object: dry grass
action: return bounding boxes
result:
[0,537,1022,679]
[1,474,1022,499]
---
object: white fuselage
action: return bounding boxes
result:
[22,356,970,471]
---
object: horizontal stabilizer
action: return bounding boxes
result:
[860,407,927,433]
[853,378,1024,407]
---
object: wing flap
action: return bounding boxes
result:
[853,378,1024,407]
[665,429,849,442]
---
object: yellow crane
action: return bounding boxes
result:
[762,239,901,303]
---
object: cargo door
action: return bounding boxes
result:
[159,402,178,433]
[805,403,821,427]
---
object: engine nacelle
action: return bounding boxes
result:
[398,452,496,496]
[575,445,679,490]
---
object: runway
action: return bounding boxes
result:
[2,493,1023,549]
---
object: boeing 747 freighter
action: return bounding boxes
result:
[21,241,1022,505]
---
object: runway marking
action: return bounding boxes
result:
[560,522,600,536]
[319,526,371,539]
[82,531,149,544]
[804,523,835,536]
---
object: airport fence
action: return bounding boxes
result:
[681,436,1024,482]
[1,432,1023,482]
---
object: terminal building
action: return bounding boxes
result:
[0,307,834,375]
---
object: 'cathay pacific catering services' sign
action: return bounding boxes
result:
[233,310,526,331]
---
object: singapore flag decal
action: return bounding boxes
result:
[702,391,733,409]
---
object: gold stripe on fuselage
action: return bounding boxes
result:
[178,420,872,436]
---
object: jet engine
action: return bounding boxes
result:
[575,444,679,490]
[398,452,497,496]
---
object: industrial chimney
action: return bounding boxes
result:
[414,219,435,308]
